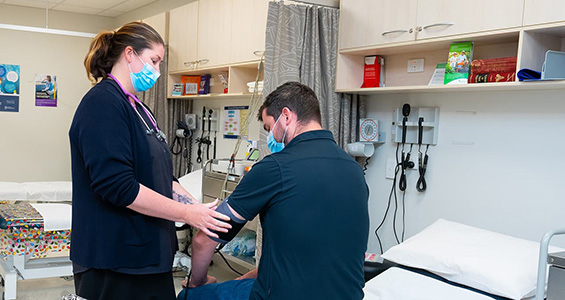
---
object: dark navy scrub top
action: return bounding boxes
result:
[227,130,370,300]
[69,78,177,275]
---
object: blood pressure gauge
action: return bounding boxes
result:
[360,118,378,142]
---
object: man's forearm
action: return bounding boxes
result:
[190,231,219,287]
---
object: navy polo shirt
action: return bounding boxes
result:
[228,130,370,300]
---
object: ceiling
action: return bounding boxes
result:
[0,0,158,17]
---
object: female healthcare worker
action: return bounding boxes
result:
[69,22,231,300]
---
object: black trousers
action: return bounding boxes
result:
[74,269,176,300]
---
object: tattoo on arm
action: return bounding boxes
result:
[173,190,195,204]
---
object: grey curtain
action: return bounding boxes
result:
[140,47,193,178]
[263,1,366,153]
[167,99,193,178]
[257,0,367,265]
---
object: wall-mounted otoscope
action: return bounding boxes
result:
[399,104,414,192]
[416,116,429,192]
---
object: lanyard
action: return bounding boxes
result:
[107,74,166,143]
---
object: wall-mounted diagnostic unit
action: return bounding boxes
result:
[392,107,439,145]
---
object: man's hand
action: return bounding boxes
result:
[235,268,258,280]
[187,275,217,288]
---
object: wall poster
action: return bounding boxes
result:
[35,74,57,107]
[223,106,249,139]
[0,64,20,112]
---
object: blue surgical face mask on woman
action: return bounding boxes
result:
[128,51,160,92]
[267,113,287,153]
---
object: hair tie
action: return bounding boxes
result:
[106,30,116,41]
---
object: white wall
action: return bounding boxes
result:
[0,6,115,181]
[364,89,565,251]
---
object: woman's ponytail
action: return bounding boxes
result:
[84,30,115,83]
[84,22,164,83]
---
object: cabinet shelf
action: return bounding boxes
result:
[336,31,521,92]
[169,92,261,100]
[169,60,261,76]
[337,80,565,95]
[168,60,263,98]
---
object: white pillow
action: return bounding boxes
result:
[381,219,561,300]
[364,267,493,300]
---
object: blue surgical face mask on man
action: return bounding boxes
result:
[267,113,287,153]
[128,51,160,92]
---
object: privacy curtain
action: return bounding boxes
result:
[262,1,366,152]
[256,0,367,264]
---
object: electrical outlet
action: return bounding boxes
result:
[385,158,396,179]
[407,58,425,73]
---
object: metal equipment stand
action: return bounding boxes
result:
[534,228,565,300]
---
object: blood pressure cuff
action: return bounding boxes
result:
[208,198,247,244]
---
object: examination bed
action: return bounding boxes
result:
[0,181,73,300]
[363,219,564,300]
[0,176,202,299]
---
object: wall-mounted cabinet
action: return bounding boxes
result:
[336,0,565,95]
[523,0,565,27]
[141,12,169,45]
[339,0,417,50]
[230,0,270,63]
[414,0,523,41]
[168,2,199,72]
[338,0,523,51]
[167,0,268,98]
[197,0,233,68]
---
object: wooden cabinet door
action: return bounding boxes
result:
[415,0,523,40]
[339,0,417,50]
[168,2,199,72]
[523,0,565,26]
[197,0,233,67]
[142,12,168,45]
[230,0,269,63]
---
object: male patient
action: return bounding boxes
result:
[179,82,369,300]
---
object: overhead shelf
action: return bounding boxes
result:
[169,92,261,100]
[337,80,565,95]
[168,60,263,98]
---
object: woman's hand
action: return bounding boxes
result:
[183,199,231,238]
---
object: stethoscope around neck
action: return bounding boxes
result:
[107,73,166,143]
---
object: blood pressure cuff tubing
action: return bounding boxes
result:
[208,198,247,244]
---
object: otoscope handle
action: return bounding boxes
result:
[402,117,407,144]
[418,117,424,145]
